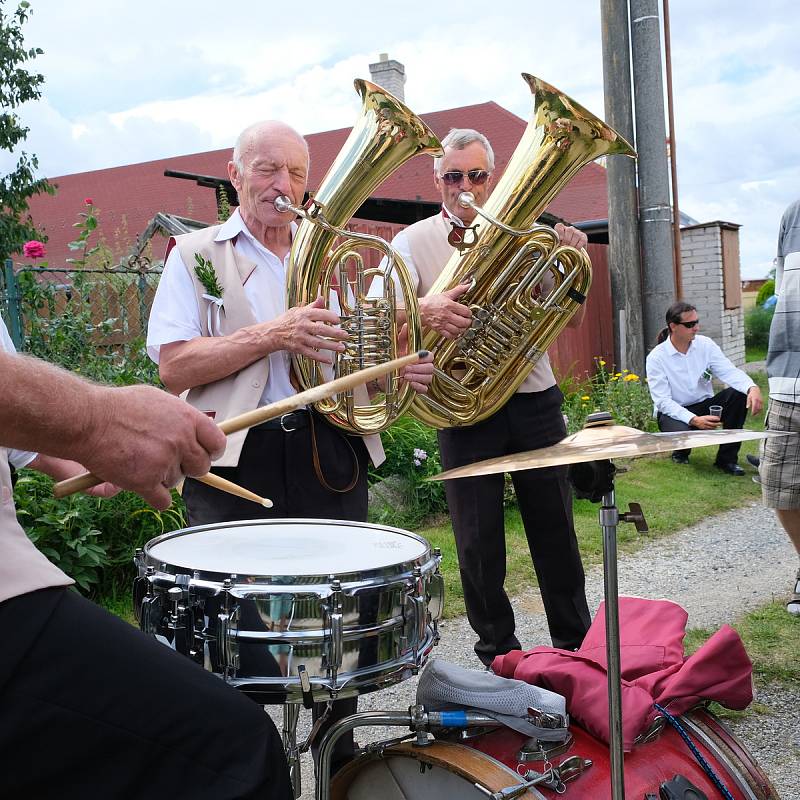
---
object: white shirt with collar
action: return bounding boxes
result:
[645,334,756,425]
[147,210,296,406]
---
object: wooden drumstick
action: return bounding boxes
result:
[52,350,428,499]
[195,473,272,508]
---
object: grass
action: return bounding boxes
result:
[746,344,767,363]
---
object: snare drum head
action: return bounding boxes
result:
[145,518,429,579]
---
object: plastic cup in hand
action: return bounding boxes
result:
[709,404,723,422]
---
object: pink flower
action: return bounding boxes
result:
[84,197,93,205]
[23,240,46,259]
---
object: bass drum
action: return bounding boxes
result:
[332,707,778,799]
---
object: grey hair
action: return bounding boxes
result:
[433,128,495,175]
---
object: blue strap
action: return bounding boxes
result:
[653,703,735,800]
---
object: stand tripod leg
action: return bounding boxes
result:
[283,703,301,798]
[601,489,625,800]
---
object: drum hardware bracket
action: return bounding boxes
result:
[297,665,315,710]
[326,580,344,690]
[516,731,573,763]
[476,754,592,799]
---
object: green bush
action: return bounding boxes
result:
[14,469,186,597]
[756,279,775,307]
[744,305,775,350]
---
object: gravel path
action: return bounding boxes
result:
[283,501,799,798]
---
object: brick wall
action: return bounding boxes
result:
[679,222,745,366]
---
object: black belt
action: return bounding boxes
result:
[253,409,310,432]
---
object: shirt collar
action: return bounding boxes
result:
[214,208,297,252]
[665,335,694,356]
[441,204,468,228]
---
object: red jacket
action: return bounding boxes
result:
[491,597,753,750]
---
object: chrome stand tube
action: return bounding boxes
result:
[282,703,302,799]
[600,489,625,800]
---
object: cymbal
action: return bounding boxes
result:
[431,422,790,481]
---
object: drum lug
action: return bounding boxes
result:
[138,591,163,637]
[517,732,574,763]
[218,578,240,679]
[325,580,344,691]
[555,755,593,784]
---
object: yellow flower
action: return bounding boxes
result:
[622,369,629,373]
[614,372,622,378]
[610,376,618,382]
[598,359,606,366]
[581,395,591,401]
[623,373,640,382]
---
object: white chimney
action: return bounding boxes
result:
[368,53,406,103]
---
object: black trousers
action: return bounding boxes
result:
[0,587,292,800]
[657,386,748,464]
[438,387,591,666]
[182,411,369,772]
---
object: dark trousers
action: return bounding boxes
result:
[182,411,369,772]
[438,387,591,666]
[657,386,748,464]
[0,588,291,800]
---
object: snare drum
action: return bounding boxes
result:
[332,707,778,799]
[133,519,443,702]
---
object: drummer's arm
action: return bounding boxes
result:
[644,354,694,426]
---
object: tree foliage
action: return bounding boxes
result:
[0,0,53,261]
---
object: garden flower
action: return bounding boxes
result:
[413,448,428,461]
[581,395,591,401]
[624,373,640,382]
[22,240,46,259]
[414,459,421,467]
[598,359,606,366]
[84,197,93,205]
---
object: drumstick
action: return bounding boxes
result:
[52,350,428,499]
[196,473,272,508]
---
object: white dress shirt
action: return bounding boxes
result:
[0,319,37,469]
[645,334,756,425]
[147,210,297,406]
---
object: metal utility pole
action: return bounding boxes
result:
[601,0,645,375]
[630,0,676,348]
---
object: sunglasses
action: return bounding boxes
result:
[675,319,699,328]
[438,169,491,186]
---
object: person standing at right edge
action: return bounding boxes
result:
[381,128,592,667]
[761,197,800,615]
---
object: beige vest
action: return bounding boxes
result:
[0,450,72,603]
[404,213,557,393]
[173,226,384,467]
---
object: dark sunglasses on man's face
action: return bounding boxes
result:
[676,319,699,328]
[439,169,491,186]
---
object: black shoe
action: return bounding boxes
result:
[716,462,745,476]
[671,453,690,465]
[746,454,760,469]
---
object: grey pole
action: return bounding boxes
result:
[601,0,645,375]
[630,0,676,348]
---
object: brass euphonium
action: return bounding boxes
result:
[275,80,442,435]
[410,74,636,429]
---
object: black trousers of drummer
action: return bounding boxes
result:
[657,386,748,465]
[438,386,592,667]
[183,409,371,773]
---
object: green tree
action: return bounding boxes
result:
[0,0,53,260]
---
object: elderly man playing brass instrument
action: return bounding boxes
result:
[147,119,433,774]
[380,128,592,667]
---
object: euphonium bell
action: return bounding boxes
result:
[410,74,637,429]
[276,79,442,435]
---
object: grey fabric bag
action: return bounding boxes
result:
[416,658,569,740]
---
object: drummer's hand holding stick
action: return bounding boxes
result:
[52,351,429,504]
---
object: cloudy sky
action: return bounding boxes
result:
[5,0,798,278]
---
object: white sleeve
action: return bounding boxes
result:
[645,349,694,425]
[367,229,420,300]
[8,448,37,469]
[146,247,204,363]
[706,339,755,395]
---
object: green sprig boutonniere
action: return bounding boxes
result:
[194,253,224,298]
[194,253,225,335]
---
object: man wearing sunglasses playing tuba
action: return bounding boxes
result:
[375,128,592,668]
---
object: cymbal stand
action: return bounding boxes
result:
[570,452,647,800]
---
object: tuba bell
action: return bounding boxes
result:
[410,74,636,429]
[275,79,442,435]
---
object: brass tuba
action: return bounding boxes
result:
[410,74,636,429]
[276,79,442,435]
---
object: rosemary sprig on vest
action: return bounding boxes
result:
[194,253,224,298]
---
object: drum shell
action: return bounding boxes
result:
[332,707,778,799]
[133,519,443,702]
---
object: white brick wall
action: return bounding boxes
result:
[680,223,745,366]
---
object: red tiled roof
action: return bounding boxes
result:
[24,101,610,267]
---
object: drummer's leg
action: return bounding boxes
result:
[0,588,291,800]
[657,410,693,461]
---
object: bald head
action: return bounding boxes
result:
[232,120,309,173]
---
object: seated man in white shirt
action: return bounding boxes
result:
[645,301,763,475]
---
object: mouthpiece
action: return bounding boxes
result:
[458,191,475,209]
[274,195,292,213]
